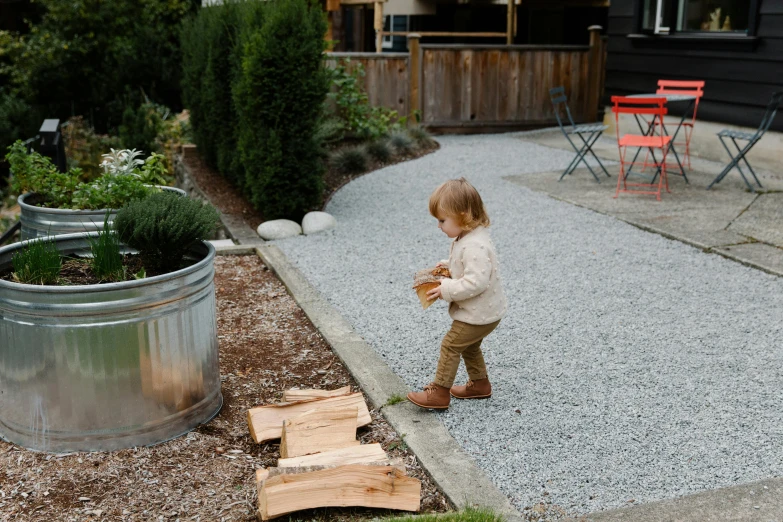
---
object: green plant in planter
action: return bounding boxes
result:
[6,142,161,210]
[11,237,62,285]
[6,141,83,208]
[114,192,219,273]
[87,215,125,282]
[138,152,172,186]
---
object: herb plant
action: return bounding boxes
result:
[137,152,171,186]
[6,142,159,210]
[87,215,125,282]
[114,192,219,273]
[11,237,62,285]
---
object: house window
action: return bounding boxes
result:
[641,0,753,35]
[382,16,408,49]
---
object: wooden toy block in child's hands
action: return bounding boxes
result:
[412,266,451,310]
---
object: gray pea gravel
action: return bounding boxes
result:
[275,134,783,517]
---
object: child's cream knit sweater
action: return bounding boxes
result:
[439,226,507,325]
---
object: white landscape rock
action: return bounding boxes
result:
[256,219,302,240]
[302,211,337,235]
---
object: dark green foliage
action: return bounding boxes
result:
[181,1,264,187]
[12,237,61,285]
[233,0,329,220]
[389,131,415,155]
[327,60,405,140]
[114,191,220,272]
[119,102,164,154]
[0,89,40,179]
[330,146,369,174]
[365,138,393,163]
[5,141,153,210]
[181,0,330,220]
[6,141,82,208]
[0,1,197,175]
[87,215,125,282]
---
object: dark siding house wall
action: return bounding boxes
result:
[606,0,783,131]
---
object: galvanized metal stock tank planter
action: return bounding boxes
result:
[0,233,222,452]
[18,186,187,240]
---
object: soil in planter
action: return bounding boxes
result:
[0,254,197,285]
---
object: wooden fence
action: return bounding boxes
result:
[327,27,607,131]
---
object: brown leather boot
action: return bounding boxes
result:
[450,378,492,399]
[407,383,450,410]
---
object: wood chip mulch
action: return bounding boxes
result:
[0,254,450,521]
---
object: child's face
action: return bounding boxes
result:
[437,215,463,238]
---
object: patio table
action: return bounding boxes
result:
[626,93,696,183]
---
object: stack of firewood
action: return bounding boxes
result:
[246,386,422,520]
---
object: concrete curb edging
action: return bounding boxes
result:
[254,244,524,521]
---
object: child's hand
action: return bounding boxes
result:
[426,283,442,301]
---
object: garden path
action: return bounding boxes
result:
[275,133,783,517]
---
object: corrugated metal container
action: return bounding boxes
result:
[18,186,187,240]
[0,233,222,452]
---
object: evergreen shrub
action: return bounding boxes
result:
[114,191,220,273]
[233,0,329,220]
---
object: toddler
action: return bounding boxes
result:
[407,178,507,410]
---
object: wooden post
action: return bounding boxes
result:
[374,1,384,53]
[408,33,421,125]
[587,25,603,122]
[325,0,341,52]
[506,0,515,45]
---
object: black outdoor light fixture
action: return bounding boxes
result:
[39,118,67,173]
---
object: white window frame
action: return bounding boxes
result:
[652,0,670,34]
[382,15,408,49]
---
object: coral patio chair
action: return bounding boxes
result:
[612,96,672,201]
[642,80,705,172]
[657,80,705,169]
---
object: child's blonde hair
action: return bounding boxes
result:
[429,177,490,230]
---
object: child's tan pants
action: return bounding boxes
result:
[434,319,500,388]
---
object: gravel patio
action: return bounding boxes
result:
[274,133,783,518]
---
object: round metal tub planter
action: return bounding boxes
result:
[0,233,222,452]
[18,186,187,240]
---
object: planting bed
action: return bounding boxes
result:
[181,139,440,227]
[0,254,448,521]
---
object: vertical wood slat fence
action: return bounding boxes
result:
[326,27,606,131]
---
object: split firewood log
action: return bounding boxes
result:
[256,463,420,520]
[247,392,371,443]
[277,443,389,468]
[412,266,451,310]
[280,406,359,458]
[282,386,351,402]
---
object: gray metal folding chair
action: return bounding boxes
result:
[708,91,783,192]
[549,86,610,182]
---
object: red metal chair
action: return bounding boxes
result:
[643,80,705,171]
[612,96,672,201]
